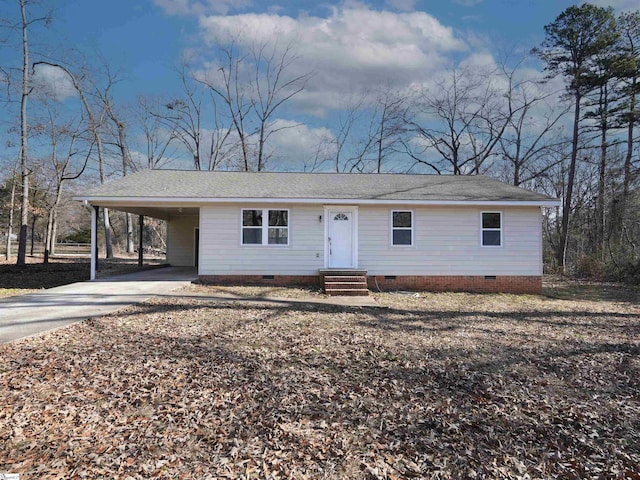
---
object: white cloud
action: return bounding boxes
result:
[197,5,468,115]
[265,120,336,170]
[32,64,76,101]
[153,0,250,16]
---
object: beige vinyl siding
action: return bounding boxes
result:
[199,204,325,275]
[166,214,199,266]
[358,205,542,276]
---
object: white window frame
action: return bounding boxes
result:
[391,210,414,247]
[241,208,290,246]
[480,211,502,247]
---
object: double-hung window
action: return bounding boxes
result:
[242,209,289,246]
[481,211,502,247]
[391,210,413,246]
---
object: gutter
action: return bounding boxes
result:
[73,196,561,208]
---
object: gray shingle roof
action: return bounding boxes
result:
[75,170,557,204]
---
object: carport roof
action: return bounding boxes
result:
[74,170,559,206]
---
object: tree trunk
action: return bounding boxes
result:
[17,0,29,266]
[51,215,57,256]
[558,91,582,273]
[598,124,607,260]
[257,122,265,172]
[103,208,113,259]
[5,176,16,260]
[594,81,609,261]
[114,121,134,254]
[620,81,636,244]
[126,212,134,253]
[377,126,384,174]
[44,210,53,264]
[44,183,64,264]
[30,214,37,257]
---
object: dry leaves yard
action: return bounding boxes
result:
[1,281,639,479]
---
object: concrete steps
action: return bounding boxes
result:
[320,270,369,296]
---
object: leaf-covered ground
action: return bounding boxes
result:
[1,286,639,479]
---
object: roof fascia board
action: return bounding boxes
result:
[74,195,560,207]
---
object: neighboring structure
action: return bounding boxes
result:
[74,170,559,294]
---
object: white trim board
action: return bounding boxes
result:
[75,196,560,207]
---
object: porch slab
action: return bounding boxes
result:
[319,269,368,276]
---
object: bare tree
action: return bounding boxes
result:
[201,40,253,170]
[161,67,205,170]
[34,102,91,263]
[321,95,370,173]
[93,66,138,253]
[15,0,49,265]
[33,60,115,258]
[250,41,311,171]
[408,64,515,175]
[498,69,570,186]
[136,96,175,169]
[17,0,30,265]
[154,67,237,171]
[200,37,311,171]
[368,89,408,173]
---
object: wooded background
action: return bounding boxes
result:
[0,2,638,283]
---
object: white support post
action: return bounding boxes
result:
[90,205,97,280]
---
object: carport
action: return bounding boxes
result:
[75,200,200,281]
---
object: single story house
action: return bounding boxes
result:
[74,170,559,294]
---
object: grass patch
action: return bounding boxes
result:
[0,288,39,298]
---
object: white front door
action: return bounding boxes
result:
[328,210,354,268]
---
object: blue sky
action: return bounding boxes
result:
[1,0,637,173]
[24,0,588,107]
[52,0,569,102]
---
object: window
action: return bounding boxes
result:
[481,212,502,246]
[392,210,413,246]
[242,209,262,244]
[268,210,288,245]
[242,209,289,246]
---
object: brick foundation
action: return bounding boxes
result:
[197,275,321,287]
[197,274,542,294]
[367,275,542,294]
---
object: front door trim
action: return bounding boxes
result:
[323,206,358,269]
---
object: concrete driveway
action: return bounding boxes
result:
[0,267,197,344]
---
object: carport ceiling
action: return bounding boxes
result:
[93,205,199,220]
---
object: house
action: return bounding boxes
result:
[74,170,559,294]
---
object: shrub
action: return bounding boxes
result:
[574,255,605,279]
[606,259,640,285]
[63,228,91,244]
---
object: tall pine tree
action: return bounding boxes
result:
[534,3,618,272]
